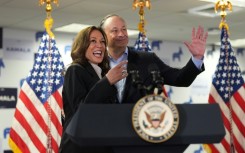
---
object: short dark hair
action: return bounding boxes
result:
[99,14,122,29]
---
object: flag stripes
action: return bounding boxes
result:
[9,32,64,153]
[206,27,245,153]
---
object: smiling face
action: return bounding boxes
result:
[102,15,128,53]
[85,30,106,64]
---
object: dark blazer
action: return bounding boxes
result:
[121,47,204,104]
[59,62,117,153]
[60,48,204,153]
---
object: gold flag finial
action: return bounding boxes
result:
[215,0,232,33]
[39,0,59,38]
[132,0,151,35]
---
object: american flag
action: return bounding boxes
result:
[134,32,151,52]
[9,32,64,153]
[206,27,245,153]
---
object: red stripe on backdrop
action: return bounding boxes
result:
[232,108,245,138]
[9,129,30,153]
[233,89,245,112]
[19,90,48,134]
[15,109,46,152]
[233,135,245,153]
[222,136,231,152]
[43,101,62,136]
[51,136,59,153]
[208,94,216,104]
[53,90,63,109]
[221,103,231,132]
[208,144,219,153]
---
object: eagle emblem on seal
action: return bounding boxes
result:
[144,111,166,129]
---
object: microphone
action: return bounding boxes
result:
[128,64,146,96]
[148,64,164,94]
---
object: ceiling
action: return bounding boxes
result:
[0,0,245,47]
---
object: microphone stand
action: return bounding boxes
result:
[129,70,147,97]
[151,71,164,95]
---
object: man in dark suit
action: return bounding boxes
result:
[99,14,208,104]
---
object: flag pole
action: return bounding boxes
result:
[132,0,151,35]
[39,1,59,153]
[215,0,232,33]
[39,0,58,38]
[215,1,235,153]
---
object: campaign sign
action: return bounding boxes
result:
[0,88,17,108]
[0,109,15,152]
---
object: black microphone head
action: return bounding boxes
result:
[148,64,164,85]
[128,63,138,73]
[148,63,159,73]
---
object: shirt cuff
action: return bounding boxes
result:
[191,56,204,70]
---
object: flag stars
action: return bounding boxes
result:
[37,79,42,85]
[48,56,52,62]
[35,86,41,92]
[52,64,57,70]
[54,49,59,55]
[229,59,233,64]
[55,79,60,85]
[222,73,227,78]
[34,64,40,70]
[26,33,65,103]
[36,56,41,62]
[219,87,224,92]
[224,93,229,99]
[215,80,220,85]
[45,71,48,77]
[40,93,46,99]
[32,71,38,77]
[217,73,221,78]
[41,64,46,70]
[43,57,48,62]
[221,79,226,85]
[224,66,227,71]
[42,86,47,92]
[236,79,241,85]
[221,45,225,50]
[219,59,224,64]
[47,86,52,92]
[56,72,61,78]
[43,79,48,84]
[44,49,49,54]
[225,87,230,92]
[53,57,58,63]
[47,64,52,70]
[57,64,63,70]
[51,71,55,78]
[30,79,36,85]
[39,71,44,77]
[228,66,232,71]
[40,42,45,48]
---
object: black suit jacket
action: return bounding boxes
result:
[121,47,204,104]
[60,62,117,153]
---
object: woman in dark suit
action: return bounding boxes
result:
[59,26,128,153]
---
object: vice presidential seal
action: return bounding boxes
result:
[132,94,179,143]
